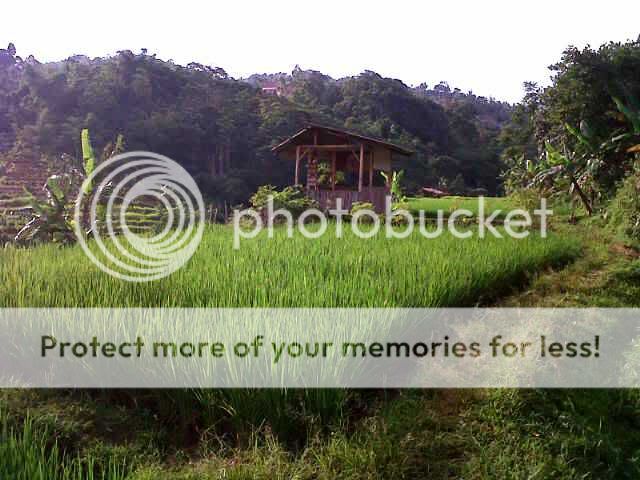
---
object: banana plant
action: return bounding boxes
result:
[501,154,542,194]
[15,129,124,244]
[81,128,96,194]
[531,142,594,215]
[380,170,406,203]
[505,92,639,211]
[612,95,640,135]
[601,93,640,156]
[77,129,126,235]
[14,174,77,244]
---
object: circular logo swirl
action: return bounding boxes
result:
[73,152,205,282]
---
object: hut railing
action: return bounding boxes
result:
[308,187,389,213]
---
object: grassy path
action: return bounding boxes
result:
[498,222,640,307]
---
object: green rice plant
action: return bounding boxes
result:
[0,224,578,442]
[0,410,127,480]
[0,223,576,308]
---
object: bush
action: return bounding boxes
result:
[250,185,318,217]
[349,202,375,222]
[609,163,640,244]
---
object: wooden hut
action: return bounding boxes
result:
[272,124,413,212]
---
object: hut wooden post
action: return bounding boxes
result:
[307,148,318,191]
[368,152,373,192]
[331,150,336,191]
[295,146,300,185]
[358,143,364,192]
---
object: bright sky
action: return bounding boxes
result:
[4,1,639,103]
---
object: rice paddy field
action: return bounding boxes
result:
[11,213,639,479]
[0,223,577,308]
[406,195,512,218]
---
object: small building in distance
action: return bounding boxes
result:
[260,82,282,96]
[272,124,413,212]
[422,187,449,198]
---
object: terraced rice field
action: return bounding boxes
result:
[1,223,576,308]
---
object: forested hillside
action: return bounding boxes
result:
[0,44,510,203]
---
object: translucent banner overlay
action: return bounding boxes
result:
[0,308,638,388]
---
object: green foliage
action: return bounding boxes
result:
[609,162,640,244]
[499,82,541,165]
[15,129,128,244]
[612,96,640,134]
[81,128,95,194]
[349,201,375,221]
[447,173,467,195]
[501,39,640,201]
[249,185,318,216]
[15,174,77,244]
[380,170,405,203]
[0,48,509,205]
[13,128,149,244]
[500,39,640,222]
[0,410,127,480]
[317,161,345,186]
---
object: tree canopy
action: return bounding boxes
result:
[0,45,511,203]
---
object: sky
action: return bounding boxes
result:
[3,1,639,103]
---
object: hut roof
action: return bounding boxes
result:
[272,124,414,156]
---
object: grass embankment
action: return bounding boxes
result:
[3,208,640,478]
[499,221,640,307]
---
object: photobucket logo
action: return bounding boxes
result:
[233,197,552,249]
[73,152,205,282]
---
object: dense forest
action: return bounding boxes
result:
[0,44,510,204]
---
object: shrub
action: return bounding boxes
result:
[349,202,375,222]
[249,185,318,217]
[609,162,640,244]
